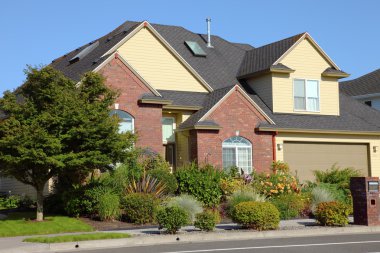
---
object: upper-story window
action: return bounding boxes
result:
[110,110,134,133]
[294,79,320,112]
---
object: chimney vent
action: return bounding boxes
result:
[206,18,213,48]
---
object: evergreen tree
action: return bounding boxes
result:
[0,66,134,221]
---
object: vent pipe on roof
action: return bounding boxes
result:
[206,18,213,48]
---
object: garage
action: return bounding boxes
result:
[283,142,370,182]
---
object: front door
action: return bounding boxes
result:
[165,144,176,171]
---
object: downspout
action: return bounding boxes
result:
[272,131,278,161]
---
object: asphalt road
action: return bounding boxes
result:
[63,233,380,253]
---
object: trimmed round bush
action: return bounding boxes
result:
[232,201,280,230]
[123,193,158,224]
[270,194,305,220]
[97,192,121,221]
[315,201,350,226]
[226,188,266,217]
[147,168,178,194]
[194,210,220,231]
[156,206,189,234]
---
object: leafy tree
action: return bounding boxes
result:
[0,66,134,221]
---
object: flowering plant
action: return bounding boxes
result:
[252,161,300,197]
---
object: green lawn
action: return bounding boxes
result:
[23,232,131,243]
[0,212,93,237]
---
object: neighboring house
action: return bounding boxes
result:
[3,20,380,197]
[340,69,380,110]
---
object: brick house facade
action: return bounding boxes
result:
[99,57,164,155]
[189,88,273,173]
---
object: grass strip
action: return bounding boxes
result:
[0,212,93,237]
[23,232,131,243]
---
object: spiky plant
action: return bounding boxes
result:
[126,171,167,198]
[311,186,335,213]
[226,187,266,217]
[166,194,203,223]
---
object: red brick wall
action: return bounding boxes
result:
[99,57,164,155]
[194,88,273,173]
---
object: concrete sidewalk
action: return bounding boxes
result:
[2,218,380,253]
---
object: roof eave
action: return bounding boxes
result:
[138,98,173,105]
[163,105,203,111]
[322,72,350,79]
[258,126,380,136]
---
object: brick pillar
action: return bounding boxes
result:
[350,177,380,226]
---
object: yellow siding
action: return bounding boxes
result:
[246,74,273,110]
[275,132,380,177]
[273,38,340,115]
[118,27,208,93]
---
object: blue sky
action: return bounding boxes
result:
[1,0,379,95]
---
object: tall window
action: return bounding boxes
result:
[222,136,252,174]
[294,79,320,112]
[162,117,175,143]
[110,110,134,133]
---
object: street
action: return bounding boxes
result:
[63,233,380,253]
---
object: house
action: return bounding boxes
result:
[3,20,380,197]
[340,69,380,110]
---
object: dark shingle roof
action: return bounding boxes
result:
[179,86,234,129]
[340,69,380,96]
[141,90,208,107]
[237,33,305,78]
[250,92,380,133]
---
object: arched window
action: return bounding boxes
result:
[110,110,134,133]
[222,136,252,174]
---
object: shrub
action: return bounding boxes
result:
[166,194,202,223]
[97,191,121,221]
[314,166,362,191]
[123,193,158,224]
[156,206,189,234]
[318,183,350,205]
[0,195,21,209]
[126,171,167,198]
[147,168,178,194]
[141,153,170,171]
[44,193,65,214]
[226,188,266,217]
[270,194,305,220]
[194,210,220,231]
[252,161,300,198]
[315,201,350,226]
[311,186,336,213]
[220,178,244,197]
[232,201,280,230]
[175,163,223,207]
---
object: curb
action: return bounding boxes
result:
[29,225,380,252]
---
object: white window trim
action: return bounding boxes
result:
[293,78,321,113]
[162,117,176,144]
[111,109,135,133]
[222,137,253,174]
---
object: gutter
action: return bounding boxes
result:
[272,131,278,161]
[258,127,380,136]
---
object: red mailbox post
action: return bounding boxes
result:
[350,177,380,226]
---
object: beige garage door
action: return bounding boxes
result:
[283,142,369,182]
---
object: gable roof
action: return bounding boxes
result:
[237,33,305,79]
[237,33,345,79]
[340,69,380,97]
[51,21,251,91]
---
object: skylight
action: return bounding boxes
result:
[69,41,99,64]
[185,41,207,57]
